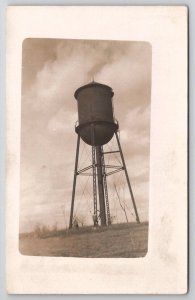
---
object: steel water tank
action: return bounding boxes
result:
[74,82,118,146]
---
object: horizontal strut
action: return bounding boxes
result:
[78,173,93,176]
[77,165,93,174]
[102,150,120,155]
[106,168,124,176]
[104,164,123,169]
[76,164,124,177]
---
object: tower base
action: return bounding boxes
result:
[69,131,140,229]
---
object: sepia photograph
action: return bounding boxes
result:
[19,38,151,258]
[6,6,187,294]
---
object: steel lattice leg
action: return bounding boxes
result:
[92,145,98,226]
[96,145,107,226]
[101,146,111,225]
[91,124,98,226]
[69,135,80,229]
[115,132,140,223]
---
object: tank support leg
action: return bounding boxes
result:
[96,145,107,226]
[92,146,98,226]
[101,146,111,225]
[115,132,140,223]
[91,124,98,226]
[69,135,80,229]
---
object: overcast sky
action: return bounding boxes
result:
[20,39,151,232]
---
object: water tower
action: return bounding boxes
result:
[69,81,140,228]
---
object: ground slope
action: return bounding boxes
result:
[19,222,148,258]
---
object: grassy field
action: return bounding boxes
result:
[19,222,148,258]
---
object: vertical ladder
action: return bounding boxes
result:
[92,145,98,223]
[91,124,98,226]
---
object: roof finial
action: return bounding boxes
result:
[92,75,95,83]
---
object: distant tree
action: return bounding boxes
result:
[110,215,116,224]
[74,214,86,227]
[73,215,79,228]
[33,223,50,238]
[78,214,86,227]
[51,222,58,233]
[113,183,129,223]
[61,205,68,229]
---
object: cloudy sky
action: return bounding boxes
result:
[20,39,151,233]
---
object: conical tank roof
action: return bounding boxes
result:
[74,81,114,100]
